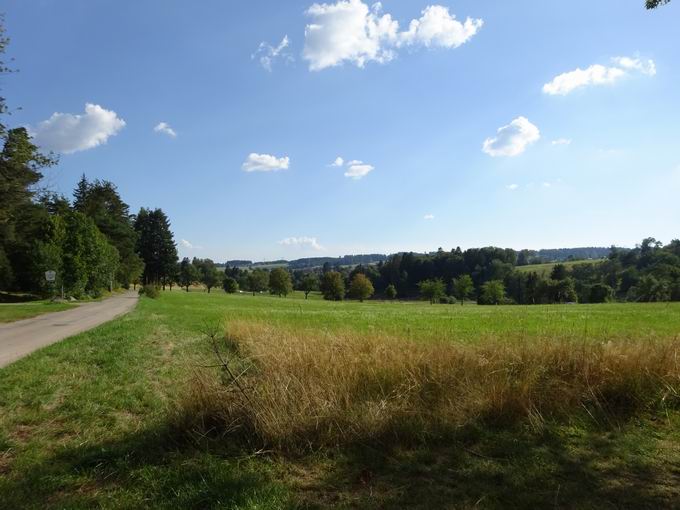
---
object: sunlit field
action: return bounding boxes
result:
[1,291,678,509]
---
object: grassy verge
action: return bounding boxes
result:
[0,291,678,509]
[0,301,75,323]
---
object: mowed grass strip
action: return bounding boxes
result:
[0,301,75,323]
[0,291,679,509]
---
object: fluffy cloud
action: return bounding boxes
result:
[180,239,202,250]
[344,159,374,179]
[154,122,177,138]
[31,103,125,154]
[253,35,293,72]
[278,236,324,251]
[551,138,572,146]
[482,117,540,157]
[242,153,290,172]
[400,5,484,48]
[506,184,519,191]
[331,156,374,179]
[543,56,656,96]
[423,214,435,220]
[303,0,482,71]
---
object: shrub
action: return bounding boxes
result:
[222,276,239,294]
[139,284,160,299]
[385,284,397,300]
[172,322,680,453]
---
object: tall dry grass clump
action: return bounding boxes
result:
[173,321,680,451]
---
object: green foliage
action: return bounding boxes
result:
[247,269,270,296]
[646,0,670,8]
[418,279,446,304]
[192,258,221,293]
[589,283,614,304]
[134,208,178,285]
[269,268,293,297]
[550,263,568,281]
[348,273,374,302]
[301,273,319,299]
[178,257,199,291]
[139,284,160,299]
[385,284,397,300]
[72,176,142,287]
[478,280,505,305]
[222,276,239,294]
[61,212,119,298]
[320,271,345,301]
[452,274,474,304]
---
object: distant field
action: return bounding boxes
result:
[0,301,75,323]
[0,291,678,509]
[516,258,603,277]
[163,288,680,342]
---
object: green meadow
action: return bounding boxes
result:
[0,301,75,323]
[0,291,678,509]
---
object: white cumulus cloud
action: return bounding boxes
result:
[506,184,519,191]
[344,159,374,179]
[253,35,293,72]
[330,156,344,167]
[543,56,656,96]
[423,214,435,220]
[242,153,290,172]
[278,236,324,251]
[303,0,482,71]
[154,122,177,138]
[31,103,125,154]
[482,117,540,157]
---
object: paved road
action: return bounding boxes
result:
[0,291,138,368]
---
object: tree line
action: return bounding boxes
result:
[203,239,680,305]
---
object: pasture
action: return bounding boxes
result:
[0,291,678,509]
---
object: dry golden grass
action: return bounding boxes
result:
[173,321,680,452]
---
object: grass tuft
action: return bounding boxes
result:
[174,321,680,452]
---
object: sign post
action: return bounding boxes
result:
[45,270,57,300]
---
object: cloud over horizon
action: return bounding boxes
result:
[31,103,125,154]
[278,236,324,251]
[154,122,177,138]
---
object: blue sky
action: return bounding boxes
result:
[2,0,679,261]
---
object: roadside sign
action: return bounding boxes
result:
[45,270,56,282]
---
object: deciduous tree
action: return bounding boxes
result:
[349,273,374,302]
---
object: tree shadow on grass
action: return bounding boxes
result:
[291,422,680,510]
[3,419,678,509]
[0,424,286,510]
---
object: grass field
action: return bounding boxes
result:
[0,291,678,509]
[0,301,76,323]
[515,259,602,277]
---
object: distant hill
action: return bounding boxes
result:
[218,248,621,271]
[533,247,616,262]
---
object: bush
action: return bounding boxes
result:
[439,296,456,305]
[139,284,160,299]
[223,276,239,294]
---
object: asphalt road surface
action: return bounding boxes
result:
[0,291,138,368]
